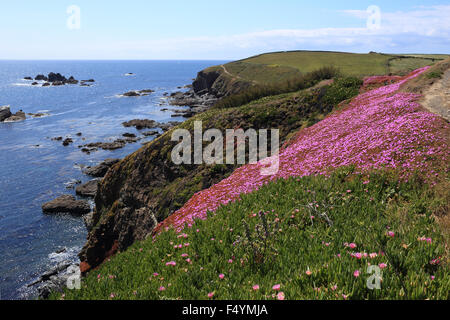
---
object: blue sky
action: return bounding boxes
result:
[0,0,449,59]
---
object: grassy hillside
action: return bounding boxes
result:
[219,51,449,83]
[78,73,362,272]
[54,64,449,300]
[53,170,449,300]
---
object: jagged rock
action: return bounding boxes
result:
[66,76,78,84]
[122,119,180,131]
[32,82,39,86]
[28,261,80,299]
[142,130,159,137]
[42,82,51,87]
[83,212,95,232]
[0,106,12,122]
[159,121,181,132]
[62,138,73,146]
[121,89,154,97]
[64,179,82,189]
[80,141,125,152]
[123,91,140,97]
[48,72,67,82]
[35,74,48,81]
[4,110,26,122]
[75,180,98,198]
[193,69,221,94]
[52,136,63,141]
[27,112,49,118]
[42,195,91,215]
[123,119,157,129]
[24,77,33,80]
[122,133,136,138]
[83,158,120,177]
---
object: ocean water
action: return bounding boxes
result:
[0,60,226,299]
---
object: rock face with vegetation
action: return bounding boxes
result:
[56,62,449,301]
[78,73,362,272]
[77,52,449,274]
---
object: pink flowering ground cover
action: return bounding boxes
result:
[157,67,449,233]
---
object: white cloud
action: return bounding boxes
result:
[2,5,449,59]
[110,5,450,59]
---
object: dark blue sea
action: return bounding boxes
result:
[0,60,226,299]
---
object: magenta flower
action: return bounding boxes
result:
[165,261,176,266]
[219,273,225,279]
[208,292,214,299]
[158,286,166,291]
[272,284,281,291]
[353,270,360,278]
[252,285,260,291]
[277,292,285,300]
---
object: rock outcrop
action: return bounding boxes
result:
[75,180,98,198]
[83,159,121,177]
[1,107,26,122]
[77,82,343,273]
[0,106,12,122]
[169,66,252,111]
[121,89,154,97]
[42,195,91,215]
[24,73,94,87]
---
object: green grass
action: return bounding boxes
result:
[54,169,449,300]
[223,51,447,80]
[240,51,391,77]
[389,57,438,75]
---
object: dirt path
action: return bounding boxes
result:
[420,69,450,121]
[220,64,258,85]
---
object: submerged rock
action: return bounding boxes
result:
[122,119,180,131]
[62,138,73,146]
[27,112,50,118]
[42,195,91,215]
[122,119,158,129]
[121,89,154,97]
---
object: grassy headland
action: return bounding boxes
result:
[53,54,449,300]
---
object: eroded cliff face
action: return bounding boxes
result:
[78,84,339,273]
[192,67,252,98]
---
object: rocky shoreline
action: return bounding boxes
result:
[19,66,234,299]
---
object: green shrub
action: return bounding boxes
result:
[214,66,341,109]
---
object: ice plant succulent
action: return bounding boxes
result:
[156,66,449,234]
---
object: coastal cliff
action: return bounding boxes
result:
[192,66,252,97]
[78,75,359,272]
